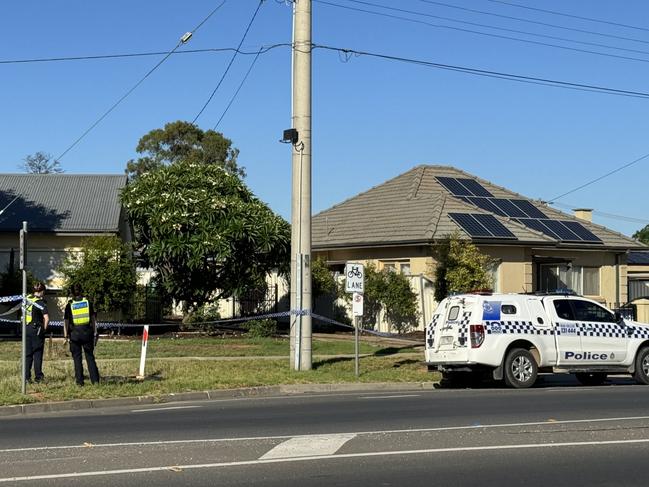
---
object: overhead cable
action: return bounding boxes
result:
[192,0,265,123]
[548,152,649,203]
[549,202,649,225]
[418,0,649,44]
[341,0,649,60]
[312,44,649,99]
[55,1,227,162]
[213,49,263,129]
[315,0,649,66]
[487,0,649,34]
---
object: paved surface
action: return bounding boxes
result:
[1,375,648,485]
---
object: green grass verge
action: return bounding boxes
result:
[0,336,421,361]
[0,355,435,406]
[0,336,430,406]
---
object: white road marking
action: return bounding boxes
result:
[2,415,649,454]
[2,438,649,482]
[131,406,202,413]
[360,394,421,399]
[260,434,356,459]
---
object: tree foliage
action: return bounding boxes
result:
[311,257,339,299]
[431,233,496,302]
[58,236,137,314]
[0,265,36,297]
[349,263,419,333]
[633,225,649,246]
[125,121,243,179]
[121,160,290,311]
[20,152,63,174]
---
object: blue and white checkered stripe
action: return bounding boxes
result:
[426,315,439,347]
[457,311,472,347]
[486,321,556,336]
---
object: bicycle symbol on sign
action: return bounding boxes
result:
[347,266,363,279]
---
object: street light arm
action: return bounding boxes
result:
[0,195,20,216]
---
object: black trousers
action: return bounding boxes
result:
[69,326,100,385]
[25,326,45,382]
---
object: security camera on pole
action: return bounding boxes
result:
[345,263,364,377]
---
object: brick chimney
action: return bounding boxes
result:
[573,208,593,222]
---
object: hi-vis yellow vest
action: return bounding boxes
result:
[25,294,34,325]
[71,299,90,326]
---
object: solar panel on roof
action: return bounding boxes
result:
[456,178,494,197]
[541,219,582,241]
[450,213,517,239]
[560,220,602,243]
[510,200,547,219]
[516,218,560,239]
[449,213,492,237]
[473,214,516,238]
[467,197,508,216]
[436,177,473,196]
[491,199,528,218]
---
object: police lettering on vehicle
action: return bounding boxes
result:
[565,351,608,360]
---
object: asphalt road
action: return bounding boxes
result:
[1,375,649,485]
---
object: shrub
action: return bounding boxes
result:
[244,319,277,338]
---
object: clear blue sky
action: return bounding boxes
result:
[2,0,648,237]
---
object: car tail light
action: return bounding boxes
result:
[470,324,485,348]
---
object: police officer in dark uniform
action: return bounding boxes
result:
[64,284,100,386]
[25,282,49,383]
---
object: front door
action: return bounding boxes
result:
[551,298,583,366]
[571,299,628,364]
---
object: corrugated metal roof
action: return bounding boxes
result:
[0,174,127,233]
[312,165,645,250]
[629,251,649,265]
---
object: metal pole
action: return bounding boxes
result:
[289,0,312,371]
[20,221,27,394]
[354,315,359,378]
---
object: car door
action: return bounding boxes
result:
[550,298,584,366]
[571,299,628,364]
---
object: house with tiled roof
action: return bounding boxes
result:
[312,165,647,330]
[628,251,649,323]
[0,174,130,320]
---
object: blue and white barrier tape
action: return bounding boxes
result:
[0,295,23,304]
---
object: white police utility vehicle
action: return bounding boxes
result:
[425,292,649,388]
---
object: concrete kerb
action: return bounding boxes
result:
[0,382,437,417]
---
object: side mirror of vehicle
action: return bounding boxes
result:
[614,311,624,324]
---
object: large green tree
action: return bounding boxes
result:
[121,160,290,310]
[431,233,496,302]
[125,121,243,179]
[633,225,649,245]
[58,236,137,314]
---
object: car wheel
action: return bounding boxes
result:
[633,347,649,385]
[575,372,607,386]
[504,348,538,389]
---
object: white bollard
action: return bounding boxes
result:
[137,325,150,379]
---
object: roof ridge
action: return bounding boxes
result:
[407,166,426,200]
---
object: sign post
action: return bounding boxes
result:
[20,221,27,394]
[345,263,364,378]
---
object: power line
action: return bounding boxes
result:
[342,0,649,61]
[55,1,227,162]
[192,0,265,124]
[549,202,649,225]
[213,49,262,129]
[312,43,649,99]
[548,152,649,203]
[315,0,649,66]
[0,45,289,65]
[487,0,649,34]
[416,0,649,45]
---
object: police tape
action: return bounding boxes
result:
[0,308,422,343]
[0,294,45,310]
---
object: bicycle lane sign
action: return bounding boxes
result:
[345,263,364,293]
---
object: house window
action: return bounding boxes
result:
[381,260,411,274]
[539,265,600,296]
[582,267,600,296]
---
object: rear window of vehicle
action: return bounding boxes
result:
[501,304,517,315]
[447,306,460,321]
[554,300,574,320]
